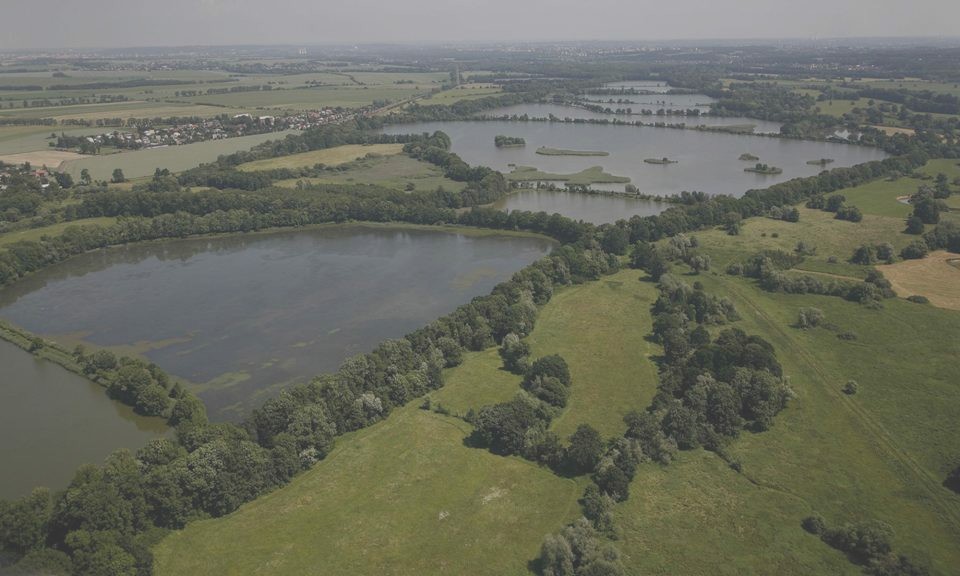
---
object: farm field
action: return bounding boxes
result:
[0,149,84,169]
[236,143,404,171]
[422,84,503,105]
[0,125,92,155]
[877,251,960,310]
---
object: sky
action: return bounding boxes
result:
[1,0,959,50]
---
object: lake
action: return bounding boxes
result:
[0,225,555,421]
[383,111,887,218]
[0,340,167,499]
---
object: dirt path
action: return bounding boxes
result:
[717,277,960,533]
[789,268,862,282]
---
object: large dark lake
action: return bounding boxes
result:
[0,225,555,423]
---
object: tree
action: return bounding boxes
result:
[499,332,530,374]
[525,355,571,387]
[825,520,894,563]
[797,307,825,329]
[899,239,929,260]
[601,226,629,255]
[802,514,827,535]
[54,171,74,188]
[111,168,126,183]
[80,168,91,184]
[593,465,631,502]
[825,194,846,212]
[0,488,52,557]
[539,533,576,576]
[566,424,604,475]
[905,215,924,234]
[945,466,960,494]
[580,485,615,534]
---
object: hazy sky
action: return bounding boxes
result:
[2,0,958,50]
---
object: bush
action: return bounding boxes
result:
[797,307,825,329]
[900,239,929,260]
[825,194,846,212]
[824,520,894,563]
[837,331,858,341]
[835,205,863,222]
[843,380,858,395]
[905,215,925,235]
[802,514,827,535]
[906,295,929,304]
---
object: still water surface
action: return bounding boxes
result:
[0,340,167,499]
[0,225,555,421]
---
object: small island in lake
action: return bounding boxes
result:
[806,158,835,166]
[744,163,783,175]
[536,146,609,156]
[507,165,630,185]
[739,153,760,161]
[494,135,526,148]
[644,157,678,165]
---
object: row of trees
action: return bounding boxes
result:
[728,248,895,307]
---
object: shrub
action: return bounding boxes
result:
[825,194,846,212]
[900,239,929,260]
[843,380,859,395]
[797,307,825,329]
[835,205,863,222]
[837,331,858,341]
[802,514,827,535]
[906,295,929,304]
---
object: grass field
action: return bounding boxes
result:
[0,218,116,248]
[180,86,425,110]
[273,153,467,193]
[0,101,231,122]
[236,143,404,171]
[0,125,92,156]
[434,269,662,439]
[151,229,960,574]
[154,399,584,575]
[423,84,503,105]
[877,250,960,310]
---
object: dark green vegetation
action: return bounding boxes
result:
[506,166,631,186]
[745,163,784,175]
[495,135,526,148]
[643,157,678,165]
[536,147,610,157]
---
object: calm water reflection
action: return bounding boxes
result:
[0,225,554,420]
